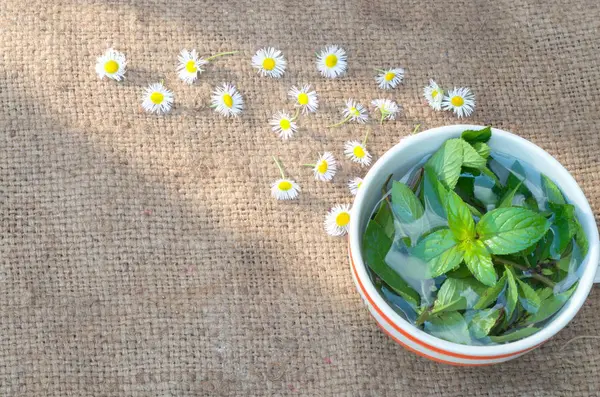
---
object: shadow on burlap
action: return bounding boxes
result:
[1,0,599,395]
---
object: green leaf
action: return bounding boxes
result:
[497,181,523,208]
[573,219,589,256]
[461,140,487,169]
[472,142,491,159]
[461,126,492,144]
[410,229,464,277]
[548,203,577,258]
[421,167,449,221]
[363,221,420,307]
[504,268,518,320]
[521,284,577,326]
[541,174,566,206]
[516,278,541,314]
[424,312,472,344]
[474,274,507,309]
[425,139,464,190]
[432,277,487,314]
[536,287,554,301]
[391,181,425,223]
[468,308,501,339]
[446,191,475,241]
[446,264,473,279]
[373,201,395,239]
[477,207,551,255]
[489,327,540,343]
[463,239,497,286]
[465,202,483,218]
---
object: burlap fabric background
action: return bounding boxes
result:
[1,0,600,395]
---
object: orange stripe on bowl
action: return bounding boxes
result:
[348,241,540,360]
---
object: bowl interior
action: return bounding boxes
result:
[350,125,600,355]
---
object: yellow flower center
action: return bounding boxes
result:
[104,60,119,74]
[431,90,439,98]
[451,96,464,107]
[353,145,365,158]
[150,92,164,105]
[279,118,291,130]
[335,212,350,227]
[325,54,338,68]
[262,58,276,71]
[317,160,328,174]
[185,60,197,73]
[350,107,360,116]
[297,93,309,105]
[278,181,292,191]
[223,94,233,108]
[384,72,395,81]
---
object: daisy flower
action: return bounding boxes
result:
[442,87,475,118]
[288,85,318,114]
[372,99,400,123]
[324,204,352,237]
[423,79,444,111]
[269,111,298,140]
[329,99,368,127]
[95,48,127,81]
[176,49,208,84]
[348,177,363,196]
[252,47,286,78]
[271,157,300,200]
[375,68,404,89]
[316,45,347,78]
[141,82,174,114]
[304,152,337,182]
[211,83,244,117]
[344,130,372,167]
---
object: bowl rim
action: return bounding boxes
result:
[349,124,600,356]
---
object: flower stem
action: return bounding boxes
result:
[362,129,370,146]
[411,124,421,135]
[302,164,316,168]
[374,68,387,73]
[328,115,352,128]
[272,156,286,179]
[493,257,556,288]
[291,107,300,121]
[206,51,239,61]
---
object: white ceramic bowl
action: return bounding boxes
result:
[349,125,600,365]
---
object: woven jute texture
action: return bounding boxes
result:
[1,0,600,395]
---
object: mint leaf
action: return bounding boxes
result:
[468,308,501,339]
[425,139,464,190]
[424,312,472,344]
[516,278,541,314]
[363,221,420,307]
[474,274,507,309]
[477,207,551,255]
[497,181,522,208]
[521,284,576,326]
[490,327,540,343]
[461,140,487,169]
[504,268,518,320]
[573,219,589,256]
[421,167,449,221]
[410,229,464,277]
[463,239,497,286]
[541,174,566,206]
[432,278,486,314]
[461,126,492,144]
[373,200,395,239]
[446,191,475,241]
[391,181,424,223]
[548,203,577,258]
[472,142,491,159]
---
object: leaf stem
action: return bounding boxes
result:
[415,308,432,326]
[493,257,556,288]
[206,51,239,61]
[328,115,352,128]
[381,174,393,201]
[272,156,286,179]
[408,167,424,193]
